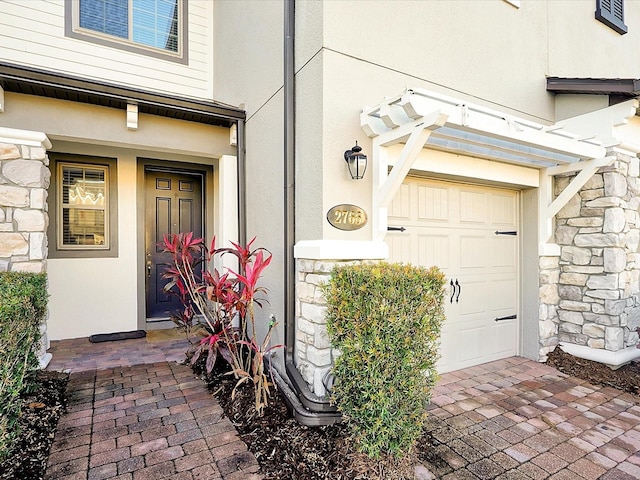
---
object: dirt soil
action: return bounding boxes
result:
[0,370,68,480]
[7,347,640,480]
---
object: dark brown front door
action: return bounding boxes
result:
[145,168,203,318]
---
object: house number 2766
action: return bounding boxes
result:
[327,204,368,231]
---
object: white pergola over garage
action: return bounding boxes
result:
[361,88,638,255]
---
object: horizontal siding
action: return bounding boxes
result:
[0,0,214,101]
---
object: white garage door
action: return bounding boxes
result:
[387,177,519,373]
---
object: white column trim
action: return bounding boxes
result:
[0,127,52,149]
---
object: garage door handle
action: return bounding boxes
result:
[450,279,455,303]
[495,314,517,322]
[455,279,461,303]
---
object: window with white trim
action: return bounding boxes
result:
[596,0,627,35]
[48,154,118,259]
[59,163,109,249]
[66,0,186,62]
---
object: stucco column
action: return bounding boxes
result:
[0,127,53,368]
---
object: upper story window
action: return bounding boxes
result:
[595,0,627,35]
[66,0,188,63]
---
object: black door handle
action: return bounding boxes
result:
[455,279,461,303]
[450,279,455,304]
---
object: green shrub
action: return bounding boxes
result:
[0,272,48,461]
[323,262,445,458]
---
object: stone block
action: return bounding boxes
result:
[300,303,327,324]
[558,285,583,301]
[539,319,557,339]
[557,194,581,218]
[579,189,604,201]
[563,266,603,274]
[605,327,624,351]
[539,284,559,304]
[0,143,20,160]
[30,188,47,209]
[2,160,50,187]
[559,322,582,333]
[540,256,560,269]
[603,208,626,233]
[0,185,29,207]
[574,233,622,247]
[604,299,627,316]
[555,226,578,245]
[307,346,331,366]
[539,268,559,284]
[306,273,329,286]
[14,209,46,232]
[297,317,315,335]
[629,157,639,177]
[604,172,627,197]
[558,300,590,312]
[584,312,618,326]
[625,209,638,227]
[296,282,315,302]
[604,248,626,273]
[560,246,591,265]
[585,289,620,300]
[559,272,588,286]
[581,207,605,217]
[554,176,572,195]
[567,217,603,228]
[577,227,601,234]
[314,327,331,349]
[585,197,626,208]
[586,274,618,290]
[582,323,605,338]
[0,260,8,272]
[587,338,605,349]
[558,310,584,325]
[0,209,4,223]
[0,232,28,256]
[584,173,604,190]
[626,331,639,348]
[591,303,606,314]
[624,229,640,251]
[29,232,46,260]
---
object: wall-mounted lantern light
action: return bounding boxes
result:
[344,141,367,180]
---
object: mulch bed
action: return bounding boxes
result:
[7,346,640,480]
[0,370,68,480]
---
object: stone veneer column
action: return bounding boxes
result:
[547,150,640,364]
[294,240,388,397]
[0,128,53,367]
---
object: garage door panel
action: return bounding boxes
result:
[490,277,517,312]
[417,234,450,270]
[418,185,449,222]
[387,234,412,264]
[457,279,490,317]
[460,190,487,224]
[491,321,518,358]
[491,193,517,225]
[460,235,488,269]
[491,236,517,267]
[389,184,410,219]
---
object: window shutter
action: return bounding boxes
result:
[596,0,628,34]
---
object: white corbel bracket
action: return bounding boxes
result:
[538,155,615,255]
[127,103,139,130]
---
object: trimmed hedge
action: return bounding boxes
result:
[323,262,445,458]
[0,272,48,461]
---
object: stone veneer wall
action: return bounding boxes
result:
[295,258,362,397]
[0,133,52,367]
[539,151,640,360]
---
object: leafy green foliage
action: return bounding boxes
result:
[322,262,445,458]
[0,272,48,461]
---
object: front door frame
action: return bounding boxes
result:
[136,158,214,330]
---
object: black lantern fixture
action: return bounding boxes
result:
[344,141,368,180]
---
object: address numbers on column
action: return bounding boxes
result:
[327,204,368,231]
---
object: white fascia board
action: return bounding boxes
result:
[294,240,389,260]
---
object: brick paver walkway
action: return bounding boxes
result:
[422,357,640,479]
[44,336,262,480]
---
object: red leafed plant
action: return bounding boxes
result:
[162,233,282,415]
